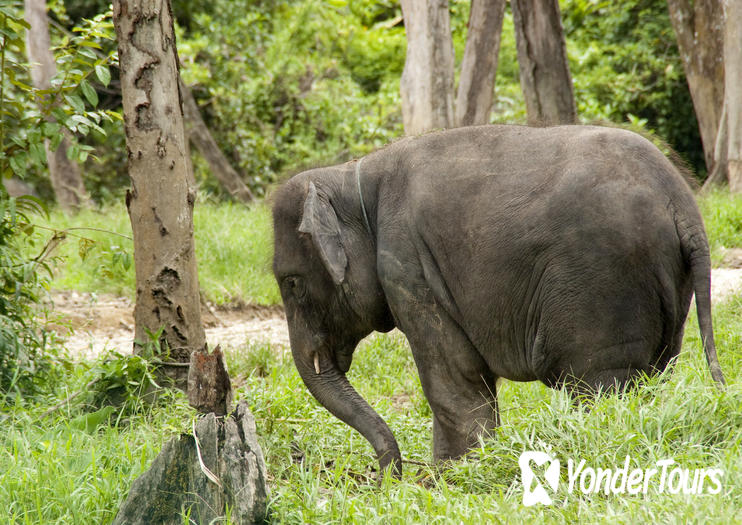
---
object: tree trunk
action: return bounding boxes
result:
[725,0,742,193]
[113,0,206,386]
[400,0,455,135]
[24,0,89,210]
[179,78,255,203]
[454,0,506,127]
[511,0,577,126]
[667,0,725,175]
[702,102,728,190]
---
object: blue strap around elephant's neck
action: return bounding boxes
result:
[356,157,373,236]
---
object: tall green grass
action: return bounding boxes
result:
[2,292,739,523]
[698,189,742,265]
[40,198,280,305]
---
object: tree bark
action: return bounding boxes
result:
[179,78,255,203]
[511,0,577,126]
[667,0,725,174]
[113,0,206,386]
[454,0,506,127]
[24,0,89,210]
[724,0,742,193]
[400,0,455,135]
[702,102,728,190]
[112,403,267,524]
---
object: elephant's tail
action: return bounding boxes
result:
[679,212,726,387]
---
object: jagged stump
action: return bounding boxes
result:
[112,402,267,524]
[114,347,267,524]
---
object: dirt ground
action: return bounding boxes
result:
[49,266,742,360]
[47,293,290,360]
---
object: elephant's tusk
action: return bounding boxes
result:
[313,353,321,374]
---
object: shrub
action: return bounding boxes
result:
[0,196,61,402]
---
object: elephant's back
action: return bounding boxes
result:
[393,125,694,381]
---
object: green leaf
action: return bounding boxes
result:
[49,132,63,151]
[29,142,46,165]
[80,80,99,108]
[42,121,61,137]
[9,156,27,178]
[64,94,85,114]
[95,64,111,87]
[69,406,115,433]
[77,40,102,49]
[78,47,97,60]
[66,143,78,162]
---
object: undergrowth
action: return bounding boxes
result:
[40,197,279,305]
[1,292,739,523]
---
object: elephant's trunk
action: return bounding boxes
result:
[291,343,402,477]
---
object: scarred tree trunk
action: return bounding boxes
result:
[113,0,206,385]
[454,0,506,127]
[511,0,577,126]
[400,0,455,135]
[179,78,254,203]
[725,0,742,193]
[24,0,89,210]
[667,0,725,175]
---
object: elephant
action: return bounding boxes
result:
[271,125,726,477]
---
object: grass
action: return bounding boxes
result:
[39,197,280,305]
[697,189,742,265]
[234,297,742,523]
[0,375,195,524]
[3,189,740,523]
[2,294,740,523]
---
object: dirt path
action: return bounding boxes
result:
[49,268,742,360]
[48,293,290,360]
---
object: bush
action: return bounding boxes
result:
[0,196,61,402]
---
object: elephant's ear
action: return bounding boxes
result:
[298,182,347,285]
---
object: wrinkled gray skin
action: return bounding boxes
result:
[272,125,725,477]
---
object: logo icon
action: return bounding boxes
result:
[519,451,561,506]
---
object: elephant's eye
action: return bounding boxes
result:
[283,276,306,299]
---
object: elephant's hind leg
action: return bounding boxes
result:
[568,367,648,398]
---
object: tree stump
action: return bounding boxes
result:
[112,402,267,524]
[188,345,233,416]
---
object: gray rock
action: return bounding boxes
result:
[113,401,267,524]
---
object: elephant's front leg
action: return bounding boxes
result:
[429,377,499,460]
[379,250,499,460]
[399,308,499,461]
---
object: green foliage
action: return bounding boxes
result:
[2,297,739,522]
[39,205,135,296]
[0,2,118,199]
[27,0,709,202]
[80,349,163,416]
[0,195,62,402]
[561,0,704,172]
[178,0,404,196]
